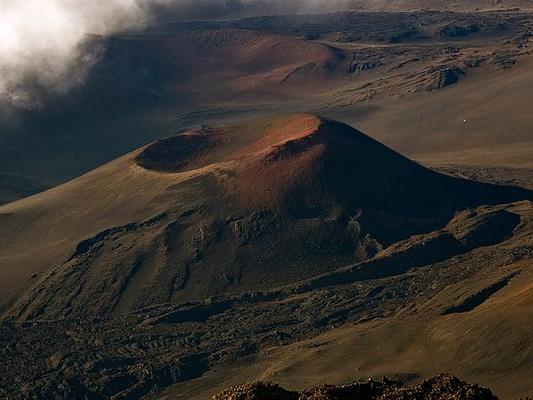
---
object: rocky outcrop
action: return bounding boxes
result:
[213,375,498,400]
[425,67,465,91]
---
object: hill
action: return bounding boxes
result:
[1,115,532,398]
[2,115,530,321]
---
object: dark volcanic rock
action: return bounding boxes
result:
[440,24,480,38]
[214,382,299,400]
[426,67,465,91]
[213,375,498,400]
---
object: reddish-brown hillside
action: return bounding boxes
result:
[3,115,530,321]
[149,29,348,99]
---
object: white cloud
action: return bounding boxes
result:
[0,0,152,108]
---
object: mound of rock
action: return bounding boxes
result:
[213,375,498,400]
[425,67,464,91]
[214,382,299,400]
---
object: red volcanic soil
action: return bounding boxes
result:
[136,129,222,172]
[135,115,322,174]
[137,114,531,226]
[151,29,348,97]
[227,116,532,218]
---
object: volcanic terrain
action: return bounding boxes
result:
[3,9,533,195]
[2,4,533,400]
[1,115,531,399]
